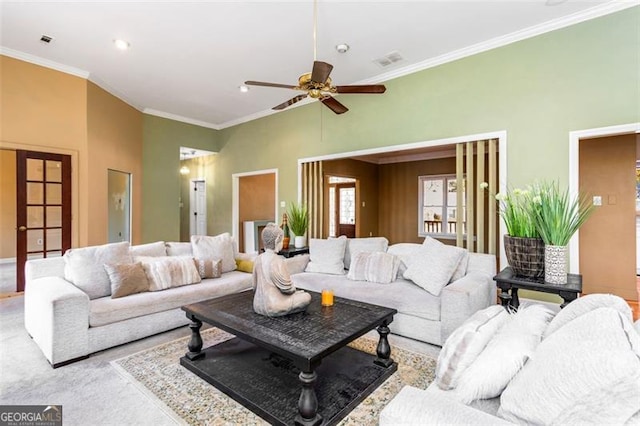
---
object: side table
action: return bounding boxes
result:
[278,246,309,258]
[493,267,582,310]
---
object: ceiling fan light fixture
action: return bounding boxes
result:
[335,43,350,54]
[239,85,250,93]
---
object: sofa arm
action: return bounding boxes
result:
[380,386,513,425]
[440,271,496,342]
[24,276,90,366]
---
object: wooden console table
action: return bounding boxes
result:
[494,267,582,310]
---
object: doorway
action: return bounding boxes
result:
[190,179,207,236]
[16,150,72,292]
[328,176,357,238]
[108,169,131,243]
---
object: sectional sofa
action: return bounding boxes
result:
[24,234,496,367]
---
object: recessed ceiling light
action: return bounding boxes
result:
[114,39,130,50]
[239,85,250,93]
[335,43,350,53]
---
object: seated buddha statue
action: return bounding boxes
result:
[252,223,311,317]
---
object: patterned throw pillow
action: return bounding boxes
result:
[347,252,400,284]
[194,258,222,279]
[139,256,202,291]
[104,262,150,298]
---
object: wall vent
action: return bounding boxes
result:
[40,35,53,44]
[373,50,405,68]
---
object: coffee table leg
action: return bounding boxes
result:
[294,370,322,426]
[186,315,204,360]
[375,322,394,368]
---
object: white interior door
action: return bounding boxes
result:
[190,180,207,236]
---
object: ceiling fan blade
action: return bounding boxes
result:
[272,94,308,110]
[320,96,348,115]
[335,85,387,94]
[310,61,333,84]
[245,81,298,90]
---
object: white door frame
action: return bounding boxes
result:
[568,122,640,273]
[232,168,279,243]
[189,179,207,236]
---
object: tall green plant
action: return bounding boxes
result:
[496,188,539,238]
[287,202,309,236]
[530,181,595,246]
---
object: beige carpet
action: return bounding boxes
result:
[112,328,436,425]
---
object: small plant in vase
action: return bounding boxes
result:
[287,202,309,248]
[530,181,595,284]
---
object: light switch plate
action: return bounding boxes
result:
[592,196,602,206]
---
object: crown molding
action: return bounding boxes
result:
[216,96,316,130]
[0,46,90,79]
[143,109,220,130]
[88,75,143,112]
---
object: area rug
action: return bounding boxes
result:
[112,328,436,425]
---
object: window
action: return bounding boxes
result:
[419,174,465,237]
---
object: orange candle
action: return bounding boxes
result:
[321,289,334,306]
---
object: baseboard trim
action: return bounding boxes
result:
[0,258,16,265]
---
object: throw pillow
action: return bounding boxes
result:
[452,304,554,403]
[165,242,192,257]
[139,256,202,291]
[343,237,389,270]
[194,258,222,279]
[403,242,466,296]
[498,307,640,425]
[104,262,150,298]
[347,251,400,284]
[422,236,468,282]
[305,236,348,275]
[435,305,509,390]
[284,254,310,275]
[64,241,132,299]
[129,241,166,257]
[386,243,422,277]
[191,233,236,273]
[235,259,254,273]
[543,293,633,338]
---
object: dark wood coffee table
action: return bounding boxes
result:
[180,290,397,426]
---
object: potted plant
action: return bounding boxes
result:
[287,202,309,248]
[530,181,595,284]
[488,183,545,279]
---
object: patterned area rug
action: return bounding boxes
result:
[112,328,436,425]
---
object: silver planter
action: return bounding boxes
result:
[544,245,567,284]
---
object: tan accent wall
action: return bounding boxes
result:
[0,56,143,248]
[238,173,276,252]
[579,134,637,300]
[87,82,143,245]
[0,150,17,258]
[379,157,456,244]
[322,159,379,238]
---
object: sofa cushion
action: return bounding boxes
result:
[344,237,389,269]
[191,233,236,273]
[422,236,469,283]
[543,293,632,338]
[305,236,347,275]
[436,305,509,390]
[104,262,150,298]
[292,272,441,321]
[387,243,421,277]
[453,304,554,403]
[130,241,166,257]
[89,271,253,327]
[64,241,132,299]
[284,254,310,275]
[347,251,400,284]
[498,307,640,425]
[403,242,465,296]
[194,258,222,279]
[166,242,192,257]
[139,256,202,291]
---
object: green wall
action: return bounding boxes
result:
[142,115,219,242]
[143,7,640,243]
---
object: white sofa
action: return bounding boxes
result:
[289,237,497,346]
[24,239,253,367]
[380,294,640,425]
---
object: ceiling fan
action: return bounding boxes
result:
[244,1,386,115]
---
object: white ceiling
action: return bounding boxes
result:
[0,1,632,129]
